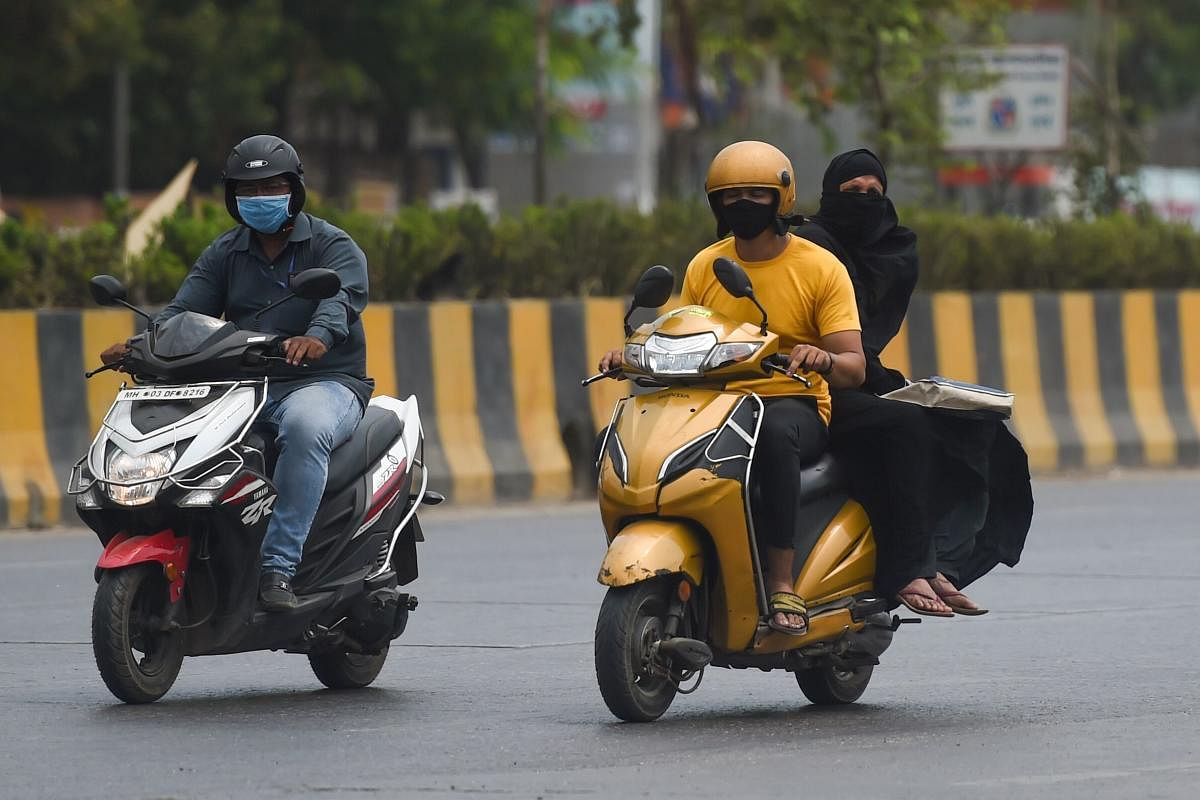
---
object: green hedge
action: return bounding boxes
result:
[2,198,1198,308]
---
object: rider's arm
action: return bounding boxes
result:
[818,330,866,389]
[154,242,228,325]
[797,255,866,389]
[304,232,368,349]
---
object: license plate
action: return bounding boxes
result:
[117,386,212,402]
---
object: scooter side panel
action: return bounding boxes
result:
[614,389,738,489]
[658,472,760,652]
[597,520,705,587]
[750,608,863,655]
[794,500,876,604]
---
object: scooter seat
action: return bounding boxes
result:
[324,407,403,495]
[795,452,846,503]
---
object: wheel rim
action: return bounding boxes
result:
[830,666,859,683]
[630,596,672,699]
[127,574,175,678]
[343,653,379,669]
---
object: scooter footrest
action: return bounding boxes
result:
[849,596,889,622]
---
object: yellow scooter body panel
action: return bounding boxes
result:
[597,520,705,587]
[598,388,764,651]
[751,501,875,654]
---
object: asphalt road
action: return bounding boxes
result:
[1,474,1198,799]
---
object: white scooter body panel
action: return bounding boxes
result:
[87,381,262,482]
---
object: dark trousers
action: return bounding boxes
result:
[829,389,936,598]
[751,397,828,550]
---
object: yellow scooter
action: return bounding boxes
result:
[586,259,904,722]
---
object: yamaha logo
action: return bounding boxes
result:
[245,159,269,168]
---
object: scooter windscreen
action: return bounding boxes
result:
[149,312,239,358]
[122,312,282,382]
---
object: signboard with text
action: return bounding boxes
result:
[941,45,1069,151]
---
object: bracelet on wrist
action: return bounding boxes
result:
[817,351,836,377]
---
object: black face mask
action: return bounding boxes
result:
[721,199,777,240]
[817,190,890,244]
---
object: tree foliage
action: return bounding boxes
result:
[1070,0,1200,214]
[1,0,629,197]
[657,0,1007,183]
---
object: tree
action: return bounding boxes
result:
[654,0,1008,196]
[0,0,140,194]
[284,0,631,201]
[0,0,289,196]
[1070,0,1200,214]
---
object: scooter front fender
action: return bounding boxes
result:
[598,520,704,587]
[96,530,190,603]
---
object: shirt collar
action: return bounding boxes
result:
[287,213,313,242]
[232,213,312,252]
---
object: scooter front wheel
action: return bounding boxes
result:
[594,580,677,722]
[91,564,184,704]
[308,645,389,689]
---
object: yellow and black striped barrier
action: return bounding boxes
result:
[1,290,1198,528]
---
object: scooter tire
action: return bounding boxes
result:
[91,564,184,704]
[795,663,873,705]
[308,645,389,690]
[594,581,677,723]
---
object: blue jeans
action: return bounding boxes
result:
[257,380,363,577]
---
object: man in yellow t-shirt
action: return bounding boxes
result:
[678,229,860,426]
[600,141,866,635]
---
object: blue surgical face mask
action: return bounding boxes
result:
[236,194,292,234]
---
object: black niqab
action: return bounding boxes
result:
[802,148,919,393]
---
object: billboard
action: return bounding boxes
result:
[942,45,1069,151]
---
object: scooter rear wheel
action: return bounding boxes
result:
[594,581,677,722]
[91,564,184,704]
[795,663,873,705]
[308,645,389,689]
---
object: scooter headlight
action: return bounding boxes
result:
[105,448,177,506]
[704,341,762,370]
[622,343,646,372]
[643,332,718,376]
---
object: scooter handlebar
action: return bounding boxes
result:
[762,352,813,388]
[581,368,622,386]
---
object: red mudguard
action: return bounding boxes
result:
[97,530,190,603]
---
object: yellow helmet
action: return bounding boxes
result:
[705,141,796,236]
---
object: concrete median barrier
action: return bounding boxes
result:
[2,290,1198,527]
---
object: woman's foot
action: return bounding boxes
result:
[896,577,954,617]
[929,573,989,616]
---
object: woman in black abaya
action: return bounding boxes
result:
[797,149,1033,614]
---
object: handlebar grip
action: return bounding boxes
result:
[763,353,789,369]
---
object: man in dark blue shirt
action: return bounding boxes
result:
[101,134,373,610]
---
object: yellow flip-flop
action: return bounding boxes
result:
[767,591,809,635]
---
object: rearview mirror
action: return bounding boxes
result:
[89,275,128,307]
[624,265,675,336]
[631,265,674,309]
[712,257,768,334]
[290,268,342,300]
[713,257,753,299]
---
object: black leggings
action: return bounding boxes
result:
[829,389,936,598]
[751,397,828,550]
